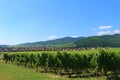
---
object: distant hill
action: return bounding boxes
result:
[16,37,84,47]
[2,34,120,48]
[0,45,8,48]
[74,34,120,48]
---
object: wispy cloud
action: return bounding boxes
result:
[97,31,112,35]
[114,29,120,34]
[48,36,57,39]
[97,29,120,35]
[93,25,112,32]
[70,35,78,38]
[99,25,112,29]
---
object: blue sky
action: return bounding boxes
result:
[0,0,120,45]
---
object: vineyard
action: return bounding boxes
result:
[1,48,120,79]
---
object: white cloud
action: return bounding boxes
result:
[48,36,57,39]
[97,31,112,35]
[70,35,78,38]
[114,30,120,34]
[99,25,112,29]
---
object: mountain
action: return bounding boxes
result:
[4,34,120,48]
[16,37,84,47]
[74,34,120,48]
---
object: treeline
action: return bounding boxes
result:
[2,50,120,79]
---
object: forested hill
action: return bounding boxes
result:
[74,34,120,48]
[16,37,84,47]
[2,34,120,48]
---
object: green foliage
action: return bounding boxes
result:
[16,37,84,47]
[2,49,120,79]
[74,34,120,48]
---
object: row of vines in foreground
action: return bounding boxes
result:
[2,50,120,79]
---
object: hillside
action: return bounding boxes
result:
[74,34,120,48]
[2,34,120,48]
[16,37,84,47]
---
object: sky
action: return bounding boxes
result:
[0,0,120,45]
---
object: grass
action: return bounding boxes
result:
[0,62,106,80]
[0,63,60,80]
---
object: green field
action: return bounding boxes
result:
[0,62,106,80]
[0,62,60,80]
